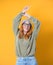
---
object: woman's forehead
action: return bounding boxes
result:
[23,23,30,26]
[22,19,30,23]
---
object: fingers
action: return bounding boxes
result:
[22,6,30,13]
[24,6,29,11]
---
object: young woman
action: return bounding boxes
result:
[13,6,41,65]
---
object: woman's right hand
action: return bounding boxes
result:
[22,6,30,13]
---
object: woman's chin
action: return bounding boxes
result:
[24,30,28,34]
[24,29,28,32]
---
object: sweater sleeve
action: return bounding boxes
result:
[28,16,41,39]
[13,12,25,36]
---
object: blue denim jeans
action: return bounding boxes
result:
[16,56,37,65]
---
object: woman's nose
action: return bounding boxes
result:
[25,26,28,28]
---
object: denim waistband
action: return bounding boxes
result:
[16,55,35,59]
[16,56,37,65]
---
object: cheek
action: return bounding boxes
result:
[28,26,30,29]
[23,25,26,31]
[23,25,25,29]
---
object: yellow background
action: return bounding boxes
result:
[0,0,53,65]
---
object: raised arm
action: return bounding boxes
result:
[29,16,41,39]
[13,6,30,36]
[13,12,25,36]
[23,13,41,39]
[24,13,40,38]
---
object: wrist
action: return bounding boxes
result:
[24,13,31,18]
[22,10,25,14]
[21,11,25,16]
[27,15,31,18]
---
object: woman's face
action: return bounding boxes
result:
[22,22,31,32]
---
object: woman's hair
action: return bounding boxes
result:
[18,23,33,40]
